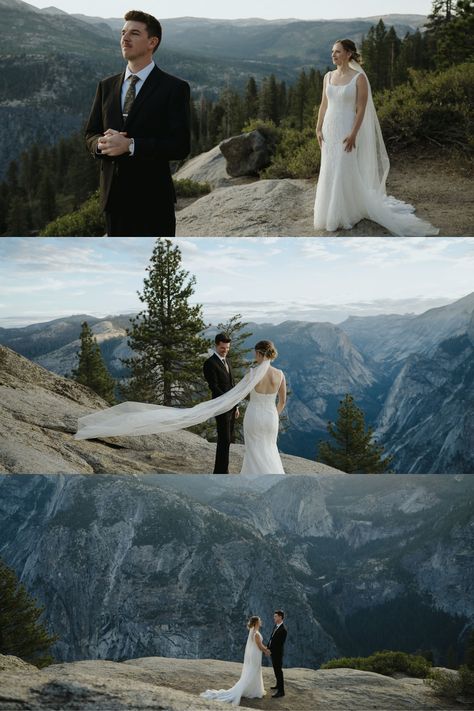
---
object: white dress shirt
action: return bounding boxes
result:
[121,61,156,110]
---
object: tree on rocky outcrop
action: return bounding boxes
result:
[317,394,393,473]
[0,558,57,668]
[72,321,115,404]
[122,239,210,406]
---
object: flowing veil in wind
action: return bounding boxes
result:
[75,359,270,440]
[200,627,265,704]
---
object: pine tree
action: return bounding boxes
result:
[72,321,116,404]
[317,394,393,473]
[122,239,210,406]
[465,629,474,670]
[244,76,259,122]
[0,558,57,668]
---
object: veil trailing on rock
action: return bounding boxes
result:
[200,627,265,704]
[349,60,438,236]
[75,359,270,441]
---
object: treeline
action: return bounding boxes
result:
[0,0,472,235]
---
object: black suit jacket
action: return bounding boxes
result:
[203,354,235,400]
[268,623,287,658]
[85,65,191,219]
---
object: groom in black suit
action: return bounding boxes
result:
[267,609,288,698]
[85,10,191,236]
[203,333,239,474]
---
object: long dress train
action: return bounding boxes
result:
[200,629,265,706]
[313,64,438,236]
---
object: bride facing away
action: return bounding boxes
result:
[240,340,286,475]
[75,339,287,475]
[313,38,439,236]
[200,616,268,705]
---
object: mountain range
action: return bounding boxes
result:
[1,292,473,473]
[0,473,472,665]
[0,0,425,177]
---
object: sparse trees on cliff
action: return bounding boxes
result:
[72,321,116,404]
[318,394,393,473]
[0,558,57,667]
[122,239,210,406]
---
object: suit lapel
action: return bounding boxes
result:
[112,72,125,129]
[123,65,162,130]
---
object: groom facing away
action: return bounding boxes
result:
[203,333,240,474]
[85,10,191,236]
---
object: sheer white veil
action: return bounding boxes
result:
[75,359,270,440]
[350,60,390,196]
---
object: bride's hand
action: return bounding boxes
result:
[343,133,356,152]
[316,128,324,147]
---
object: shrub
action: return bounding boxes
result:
[40,191,105,236]
[321,650,432,678]
[425,665,474,700]
[376,62,474,152]
[174,178,211,198]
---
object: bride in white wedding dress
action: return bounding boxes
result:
[313,38,438,236]
[201,616,268,705]
[240,340,286,475]
[75,339,287,475]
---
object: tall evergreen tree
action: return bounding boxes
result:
[72,321,115,404]
[465,629,474,671]
[244,76,259,122]
[0,558,57,668]
[317,394,393,473]
[122,239,210,406]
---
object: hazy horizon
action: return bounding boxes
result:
[1,237,473,329]
[26,1,432,21]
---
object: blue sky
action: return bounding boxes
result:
[28,1,433,20]
[1,237,473,328]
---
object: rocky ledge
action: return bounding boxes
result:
[0,654,454,710]
[0,346,339,475]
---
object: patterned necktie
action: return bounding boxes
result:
[123,75,139,119]
[222,358,229,373]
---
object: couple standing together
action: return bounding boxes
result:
[203,334,286,474]
[86,12,438,238]
[75,335,287,475]
[201,611,288,705]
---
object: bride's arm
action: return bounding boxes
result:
[254,632,270,654]
[344,73,369,152]
[276,373,287,415]
[316,73,329,147]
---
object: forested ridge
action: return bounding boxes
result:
[0,0,472,236]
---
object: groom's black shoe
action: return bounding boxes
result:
[272,691,285,698]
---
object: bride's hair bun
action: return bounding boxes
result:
[336,38,362,64]
[247,616,260,629]
[255,340,277,361]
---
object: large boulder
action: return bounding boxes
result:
[219,129,275,177]
[174,145,231,189]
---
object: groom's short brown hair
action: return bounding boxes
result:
[275,609,285,619]
[215,332,231,344]
[124,10,162,50]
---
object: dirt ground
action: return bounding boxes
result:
[176,152,473,237]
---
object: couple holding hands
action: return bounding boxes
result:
[201,610,288,705]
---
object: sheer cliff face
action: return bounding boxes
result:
[376,333,474,473]
[1,474,472,665]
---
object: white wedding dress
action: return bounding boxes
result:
[240,380,285,475]
[200,629,265,705]
[314,65,439,236]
